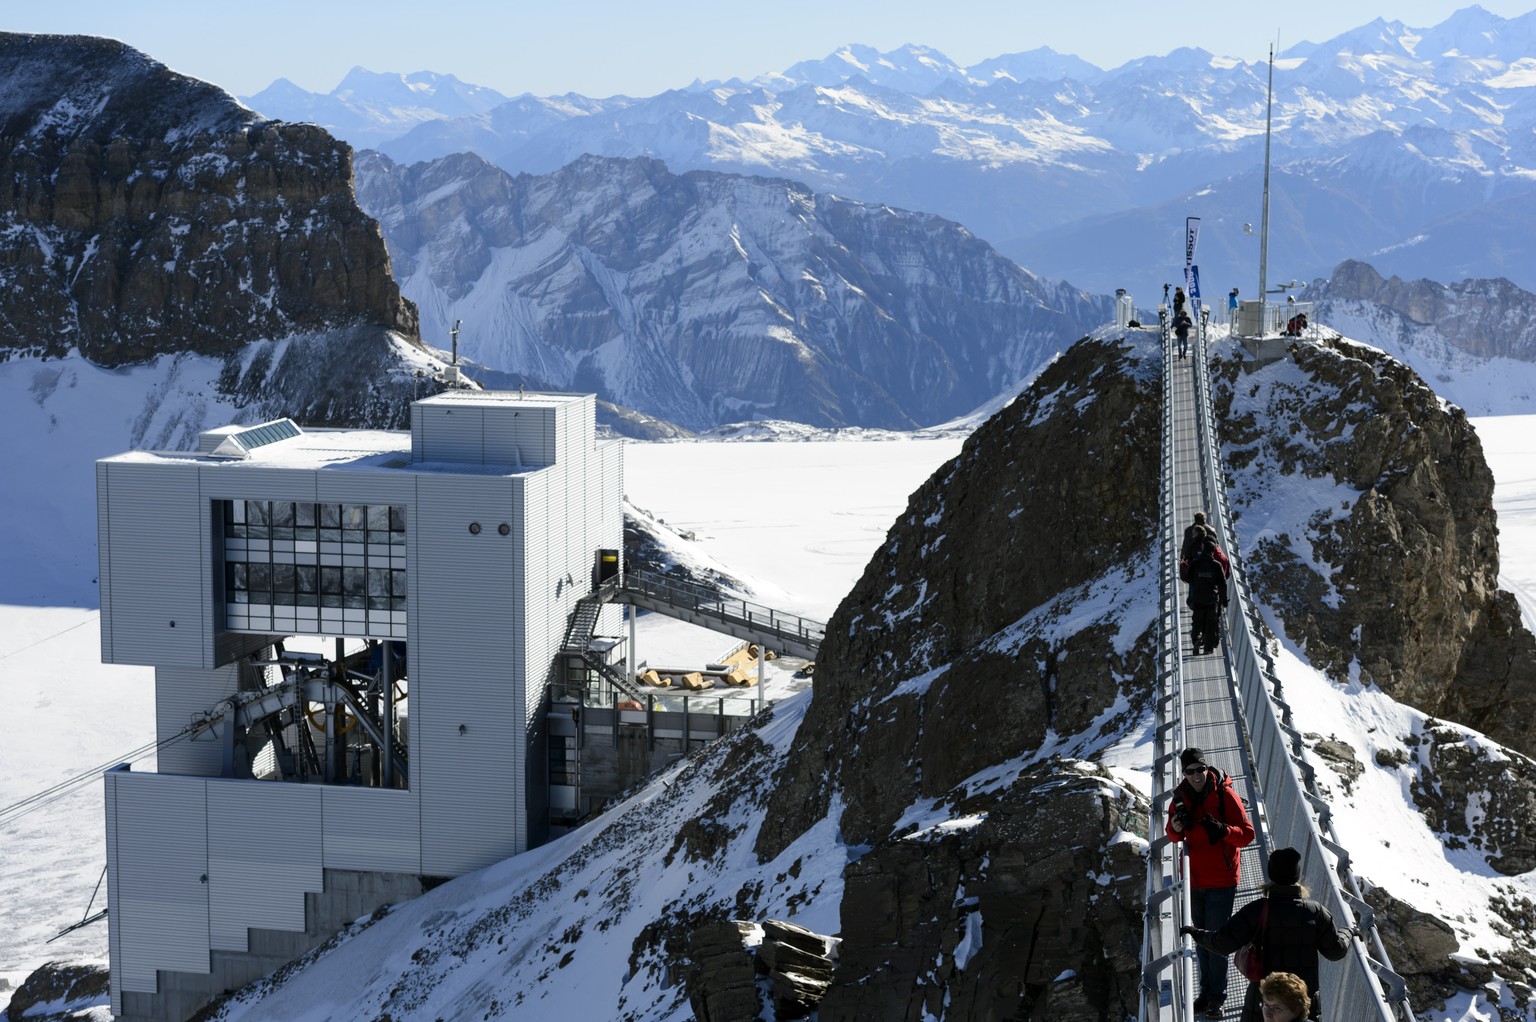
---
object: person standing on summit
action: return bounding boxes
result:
[1167,747,1256,1018]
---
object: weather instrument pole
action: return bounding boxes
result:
[1259,45,1275,334]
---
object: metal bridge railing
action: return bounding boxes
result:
[1189,328,1412,1022]
[617,568,826,657]
[1140,304,1197,1022]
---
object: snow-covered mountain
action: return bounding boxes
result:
[241,9,1536,295]
[1305,260,1536,416]
[354,149,1109,431]
[0,34,454,451]
[242,67,512,150]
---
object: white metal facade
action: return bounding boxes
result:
[98,391,623,1012]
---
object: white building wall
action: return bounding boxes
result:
[155,664,241,775]
[321,787,422,873]
[206,780,323,952]
[413,473,527,873]
[108,772,212,994]
[98,462,210,668]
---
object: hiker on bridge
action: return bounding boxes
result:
[1181,524,1230,655]
[1173,308,1193,359]
[1167,747,1256,1018]
[1181,847,1356,1021]
[1180,512,1230,573]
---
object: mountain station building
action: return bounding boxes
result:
[94,390,623,1022]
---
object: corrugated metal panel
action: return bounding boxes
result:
[105,768,124,1015]
[315,472,414,506]
[321,787,422,873]
[212,630,272,672]
[195,467,319,502]
[482,403,554,468]
[110,772,211,992]
[413,473,525,873]
[100,462,209,668]
[414,405,484,464]
[156,664,240,775]
[97,462,114,662]
[206,780,323,952]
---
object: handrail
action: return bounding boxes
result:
[615,567,826,657]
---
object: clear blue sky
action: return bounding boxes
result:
[7,1,1535,98]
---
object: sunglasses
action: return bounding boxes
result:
[1184,766,1206,775]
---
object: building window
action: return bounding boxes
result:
[223,501,406,638]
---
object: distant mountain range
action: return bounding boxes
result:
[244,7,1536,296]
[355,150,1108,431]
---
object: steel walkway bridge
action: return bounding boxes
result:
[556,568,826,702]
[1139,315,1413,1021]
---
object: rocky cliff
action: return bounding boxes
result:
[355,149,1110,431]
[0,33,428,428]
[756,333,1163,1018]
[1213,335,1536,758]
[1312,260,1536,363]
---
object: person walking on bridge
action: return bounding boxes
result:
[1182,847,1355,1021]
[1181,528,1230,654]
[1167,747,1256,1017]
[1174,308,1193,359]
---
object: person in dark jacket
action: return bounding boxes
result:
[1173,309,1193,359]
[1182,848,1356,1021]
[1167,748,1256,1016]
[1182,533,1229,654]
[1181,512,1210,561]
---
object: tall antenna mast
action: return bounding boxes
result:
[1259,44,1275,333]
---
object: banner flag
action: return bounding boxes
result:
[1185,217,1201,266]
[1187,264,1203,318]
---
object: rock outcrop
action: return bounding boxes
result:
[1213,335,1536,757]
[1312,260,1536,363]
[755,334,1162,1019]
[3,961,109,1021]
[0,33,429,429]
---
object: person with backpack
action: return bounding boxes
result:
[1167,747,1256,1017]
[1173,308,1193,359]
[1181,847,1356,1021]
[1181,531,1229,654]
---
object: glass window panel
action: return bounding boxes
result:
[342,528,365,545]
[390,596,407,612]
[273,563,295,594]
[389,506,406,532]
[344,592,366,610]
[226,563,247,592]
[391,569,408,597]
[367,506,390,531]
[272,503,295,528]
[295,503,317,528]
[296,593,318,608]
[343,567,366,596]
[367,568,390,599]
[247,501,270,525]
[248,563,271,598]
[342,505,367,531]
[320,566,342,594]
[320,504,341,528]
[296,565,317,594]
[321,591,342,609]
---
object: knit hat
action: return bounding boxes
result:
[1180,747,1206,771]
[1268,847,1302,885]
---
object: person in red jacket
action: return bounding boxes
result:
[1167,747,1256,1017]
